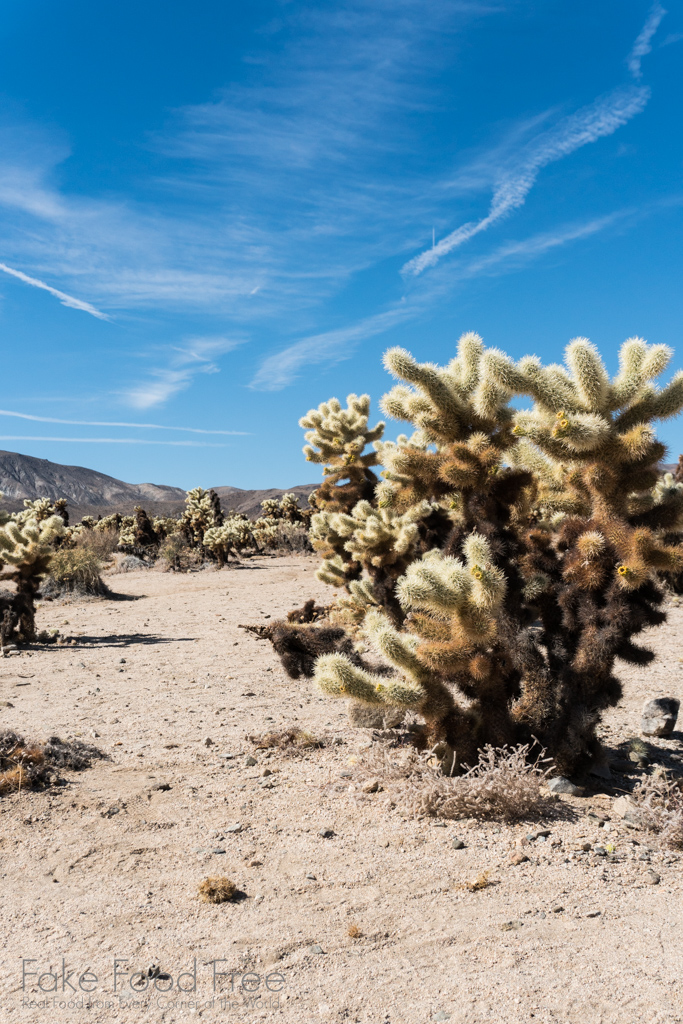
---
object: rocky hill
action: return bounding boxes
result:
[0,450,317,522]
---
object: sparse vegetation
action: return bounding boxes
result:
[247,726,325,751]
[45,547,108,596]
[0,730,105,795]
[198,877,237,904]
[630,773,683,849]
[356,743,555,821]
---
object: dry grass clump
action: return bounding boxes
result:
[630,773,683,849]
[45,547,107,596]
[158,534,203,572]
[198,877,237,904]
[247,726,325,752]
[75,528,119,561]
[347,923,363,939]
[356,743,554,822]
[0,730,104,795]
[464,871,493,892]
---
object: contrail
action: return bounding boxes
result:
[0,409,247,435]
[0,436,227,447]
[0,262,109,320]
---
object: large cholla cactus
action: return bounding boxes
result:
[282,334,683,777]
[0,499,65,644]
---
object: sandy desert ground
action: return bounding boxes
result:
[0,553,682,1024]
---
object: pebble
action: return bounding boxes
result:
[552,906,564,913]
[305,873,317,880]
[309,944,325,955]
[501,920,524,931]
[641,697,679,737]
[245,756,257,767]
[509,851,529,866]
[204,737,214,747]
[432,1013,451,1021]
[225,823,242,833]
[361,779,381,793]
[644,870,660,885]
[261,768,273,777]
[549,777,584,796]
[593,847,607,857]
[452,839,466,850]
[319,827,335,839]
[212,848,226,855]
[339,771,353,778]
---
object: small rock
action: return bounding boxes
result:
[581,842,592,852]
[119,658,126,664]
[151,782,172,792]
[509,851,529,866]
[319,827,335,839]
[593,846,607,857]
[309,944,325,955]
[225,823,243,833]
[501,920,524,932]
[339,771,353,778]
[451,839,466,850]
[204,737,214,747]
[552,906,564,913]
[644,869,660,885]
[612,795,641,824]
[261,768,273,777]
[432,1013,451,1022]
[347,700,405,729]
[361,779,381,794]
[248,859,262,867]
[548,776,584,796]
[212,848,226,855]
[305,873,317,880]
[586,910,601,918]
[641,697,680,737]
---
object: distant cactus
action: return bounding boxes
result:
[0,495,65,644]
[180,487,223,548]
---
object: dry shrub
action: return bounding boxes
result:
[464,871,492,892]
[0,731,104,795]
[158,533,203,572]
[347,923,362,939]
[45,548,107,596]
[262,522,312,555]
[631,773,683,849]
[247,726,325,752]
[355,743,554,822]
[198,877,237,904]
[75,528,119,561]
[286,599,328,624]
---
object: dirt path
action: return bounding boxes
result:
[0,555,681,1023]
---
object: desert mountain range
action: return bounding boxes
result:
[0,450,317,521]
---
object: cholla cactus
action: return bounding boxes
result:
[300,394,384,513]
[267,333,683,777]
[152,515,180,540]
[0,502,65,643]
[204,514,254,565]
[260,492,312,524]
[15,497,68,525]
[180,487,224,548]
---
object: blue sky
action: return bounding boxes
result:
[1,0,682,489]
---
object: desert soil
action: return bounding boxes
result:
[0,554,682,1024]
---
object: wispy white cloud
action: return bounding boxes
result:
[0,436,227,446]
[120,336,243,409]
[453,212,629,279]
[402,85,649,276]
[0,409,247,435]
[0,261,109,319]
[250,305,416,391]
[628,3,667,79]
[252,207,640,389]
